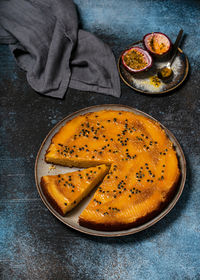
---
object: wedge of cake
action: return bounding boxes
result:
[44,110,180,230]
[41,164,109,216]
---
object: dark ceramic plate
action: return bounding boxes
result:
[118,41,189,94]
[35,104,186,237]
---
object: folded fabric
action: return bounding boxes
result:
[0,0,121,98]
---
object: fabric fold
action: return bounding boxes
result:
[0,0,121,98]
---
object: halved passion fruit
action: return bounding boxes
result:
[122,46,153,73]
[143,32,172,56]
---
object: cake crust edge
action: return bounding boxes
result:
[40,177,65,216]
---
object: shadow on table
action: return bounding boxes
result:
[80,152,191,245]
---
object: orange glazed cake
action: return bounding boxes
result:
[41,164,109,216]
[44,110,180,231]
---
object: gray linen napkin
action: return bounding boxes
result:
[0,0,121,98]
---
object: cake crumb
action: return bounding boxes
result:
[49,164,56,170]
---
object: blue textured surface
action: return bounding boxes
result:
[0,1,200,279]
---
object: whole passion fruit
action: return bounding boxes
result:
[122,46,153,73]
[143,32,172,56]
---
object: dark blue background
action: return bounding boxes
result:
[0,0,199,279]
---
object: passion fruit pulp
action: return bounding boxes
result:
[121,46,153,73]
[143,32,172,56]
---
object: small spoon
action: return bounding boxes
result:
[157,29,183,81]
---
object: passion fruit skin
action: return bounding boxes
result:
[121,46,153,73]
[143,32,172,57]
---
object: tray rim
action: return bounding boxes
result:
[35,104,186,237]
[118,40,189,95]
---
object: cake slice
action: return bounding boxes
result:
[41,164,110,216]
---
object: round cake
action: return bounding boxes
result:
[44,110,180,231]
